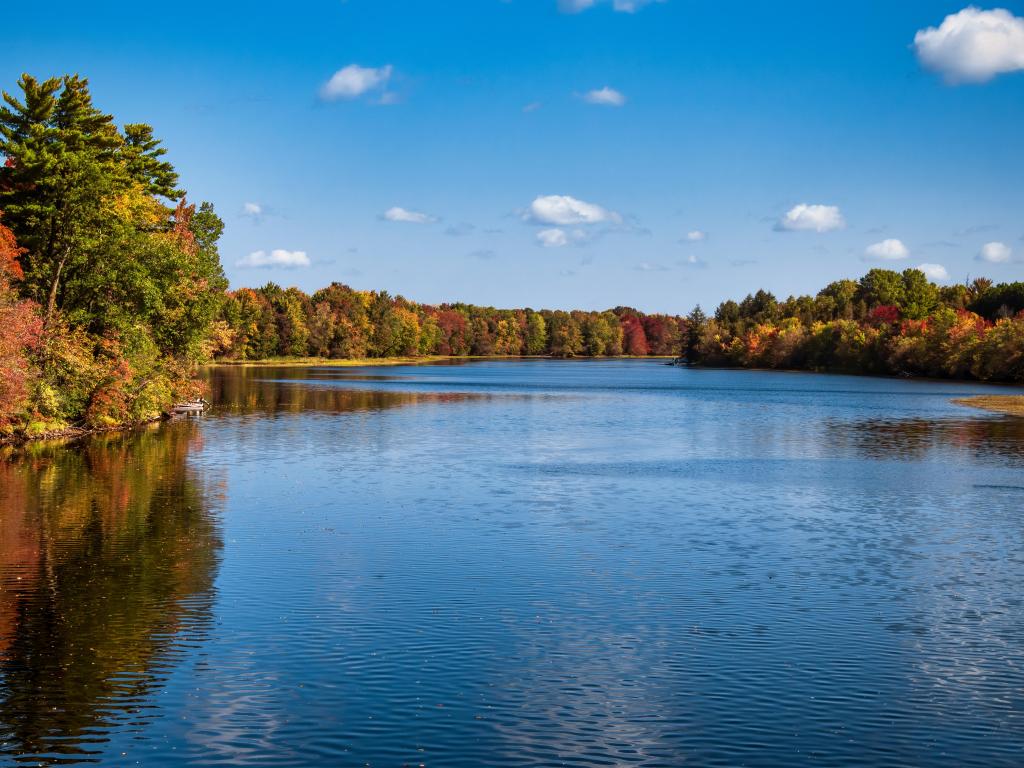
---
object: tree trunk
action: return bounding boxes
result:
[44,248,70,329]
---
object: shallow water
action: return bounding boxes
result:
[2,360,1024,766]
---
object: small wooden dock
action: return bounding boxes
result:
[170,399,209,415]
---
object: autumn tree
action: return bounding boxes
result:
[0,217,42,427]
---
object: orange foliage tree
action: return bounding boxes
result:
[0,215,42,428]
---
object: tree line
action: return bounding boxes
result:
[686,269,1024,382]
[212,283,686,360]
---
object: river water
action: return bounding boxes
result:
[2,360,1023,766]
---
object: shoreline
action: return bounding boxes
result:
[0,416,165,450]
[206,354,677,368]
[953,396,1024,418]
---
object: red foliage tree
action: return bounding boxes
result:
[621,315,649,356]
[868,304,900,325]
[435,309,470,356]
[0,213,24,280]
[0,215,42,427]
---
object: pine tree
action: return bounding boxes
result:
[0,74,126,325]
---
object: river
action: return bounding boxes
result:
[2,360,1023,766]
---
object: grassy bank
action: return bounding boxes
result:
[953,396,1024,418]
[208,355,675,368]
[209,355,456,368]
[0,416,165,448]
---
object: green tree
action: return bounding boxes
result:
[686,305,708,361]
[120,123,181,199]
[858,269,906,311]
[524,310,547,355]
[0,75,126,325]
[546,311,582,357]
[901,268,939,320]
[817,279,858,320]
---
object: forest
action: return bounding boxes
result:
[212,270,1024,386]
[1,72,1023,441]
[686,270,1024,382]
[213,283,685,360]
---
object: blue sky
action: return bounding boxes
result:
[4,1,1024,313]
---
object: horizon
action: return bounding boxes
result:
[4,1,1023,314]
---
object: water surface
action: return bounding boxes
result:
[2,360,1024,766]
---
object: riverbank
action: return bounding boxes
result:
[0,416,165,449]
[211,355,478,368]
[208,355,676,367]
[953,396,1024,418]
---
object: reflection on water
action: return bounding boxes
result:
[2,361,1023,766]
[206,365,488,415]
[0,426,222,764]
[826,415,1024,465]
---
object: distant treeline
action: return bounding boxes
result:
[212,283,686,359]
[213,269,1024,384]
[686,269,1024,382]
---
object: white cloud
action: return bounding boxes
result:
[864,238,910,260]
[685,230,707,242]
[977,240,1012,263]
[523,101,542,113]
[320,64,393,100]
[237,249,310,269]
[775,203,846,233]
[537,228,569,247]
[242,202,262,217]
[528,194,620,225]
[582,86,626,106]
[914,7,1024,84]
[559,0,662,12]
[918,263,950,282]
[383,206,436,224]
[558,0,596,11]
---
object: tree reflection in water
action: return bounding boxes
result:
[825,414,1024,466]
[203,364,495,418]
[0,423,223,764]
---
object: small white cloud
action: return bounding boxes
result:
[679,254,708,269]
[977,240,1012,263]
[635,261,669,272]
[685,230,707,242]
[776,203,845,233]
[864,238,910,260]
[528,194,620,225]
[612,0,662,10]
[914,7,1024,84]
[320,64,393,100]
[237,249,310,269]
[523,101,542,113]
[918,263,950,282]
[383,206,437,224]
[537,228,569,247]
[242,202,262,217]
[559,0,662,13]
[582,86,626,106]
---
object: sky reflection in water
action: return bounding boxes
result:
[2,360,1023,766]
